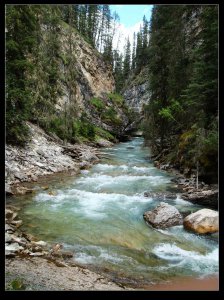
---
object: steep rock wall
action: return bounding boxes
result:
[57,23,115,113]
[122,68,150,114]
[123,82,150,114]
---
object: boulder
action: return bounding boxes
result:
[143,202,183,229]
[182,190,218,209]
[96,138,113,148]
[183,208,218,234]
[5,242,24,253]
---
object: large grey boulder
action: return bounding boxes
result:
[143,202,183,229]
[183,208,218,234]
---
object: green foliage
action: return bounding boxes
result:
[102,107,122,126]
[142,5,218,180]
[72,117,96,141]
[6,5,39,146]
[46,115,96,142]
[78,120,96,140]
[48,116,66,140]
[5,5,138,147]
[94,126,115,141]
[90,97,104,111]
[159,107,175,122]
[11,279,25,290]
[158,99,183,125]
[108,93,124,106]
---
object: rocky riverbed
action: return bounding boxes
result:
[149,162,218,209]
[5,205,127,291]
[5,122,111,196]
[5,130,218,290]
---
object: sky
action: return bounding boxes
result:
[109,5,153,55]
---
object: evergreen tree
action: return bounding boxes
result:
[113,51,124,92]
[131,32,136,70]
[6,5,39,145]
[135,29,143,73]
[123,38,131,79]
[143,4,218,181]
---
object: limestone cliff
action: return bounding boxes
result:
[122,67,150,114]
[57,23,115,113]
[6,22,132,189]
[33,22,131,138]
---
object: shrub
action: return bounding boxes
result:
[90,97,104,111]
[108,93,124,106]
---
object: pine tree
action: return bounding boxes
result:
[135,29,143,73]
[143,4,218,181]
[131,32,136,70]
[6,5,39,145]
[113,51,124,92]
[123,38,131,79]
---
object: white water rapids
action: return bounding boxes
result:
[8,137,219,286]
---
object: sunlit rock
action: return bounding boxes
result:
[183,208,218,234]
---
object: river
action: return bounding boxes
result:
[7,137,218,287]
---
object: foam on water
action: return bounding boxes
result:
[132,166,154,172]
[13,137,218,282]
[34,188,152,220]
[94,163,129,171]
[153,243,218,274]
[174,194,194,206]
[75,174,170,187]
[74,245,136,265]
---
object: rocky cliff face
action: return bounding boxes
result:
[123,82,150,114]
[5,122,100,189]
[35,22,130,137]
[57,24,115,114]
[122,67,151,114]
[6,24,132,189]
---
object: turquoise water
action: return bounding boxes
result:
[8,138,218,285]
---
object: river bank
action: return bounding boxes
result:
[5,205,127,291]
[5,135,218,291]
[150,161,218,209]
[5,257,218,291]
[6,122,218,209]
[5,122,114,196]
[5,256,126,291]
[5,203,218,291]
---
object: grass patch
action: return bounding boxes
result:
[94,126,115,141]
[90,97,105,111]
[108,93,124,106]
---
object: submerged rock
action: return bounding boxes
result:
[183,208,219,234]
[143,202,183,229]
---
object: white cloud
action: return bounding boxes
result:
[112,21,143,56]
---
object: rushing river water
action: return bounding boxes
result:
[7,137,218,287]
